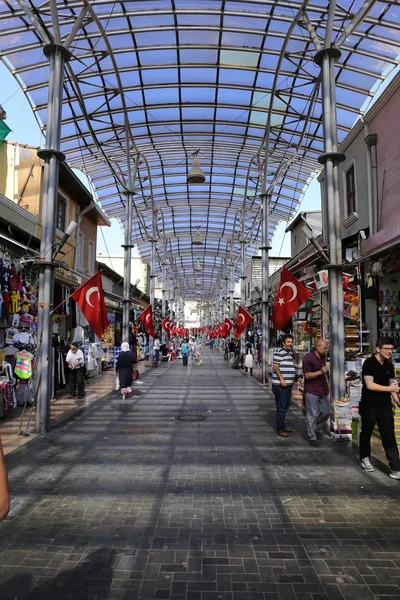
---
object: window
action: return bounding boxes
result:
[88,239,95,275]
[76,230,84,271]
[345,165,356,216]
[57,194,67,231]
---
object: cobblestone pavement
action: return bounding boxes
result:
[1,350,400,600]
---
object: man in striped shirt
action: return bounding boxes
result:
[272,334,296,437]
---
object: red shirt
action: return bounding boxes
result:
[303,351,329,396]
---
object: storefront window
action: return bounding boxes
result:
[57,194,67,231]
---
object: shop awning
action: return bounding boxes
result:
[103,290,141,308]
[0,121,10,143]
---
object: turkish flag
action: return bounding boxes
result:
[271,266,311,330]
[139,305,155,337]
[71,271,109,339]
[162,316,170,336]
[234,306,253,339]
[224,317,234,334]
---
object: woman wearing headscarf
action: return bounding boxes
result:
[244,343,254,376]
[116,342,136,400]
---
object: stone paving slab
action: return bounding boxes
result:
[0,350,400,599]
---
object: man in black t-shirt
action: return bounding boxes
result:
[359,337,400,478]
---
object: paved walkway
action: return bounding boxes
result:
[0,360,149,455]
[1,350,400,600]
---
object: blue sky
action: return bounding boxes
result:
[0,60,321,259]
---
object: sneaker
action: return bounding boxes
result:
[360,457,375,472]
[389,470,400,480]
[309,439,317,447]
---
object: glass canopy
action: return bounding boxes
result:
[0,0,399,299]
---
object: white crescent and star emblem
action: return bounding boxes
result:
[85,286,100,309]
[238,314,245,324]
[279,281,298,303]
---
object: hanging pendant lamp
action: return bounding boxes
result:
[194,259,202,272]
[192,227,204,246]
[187,153,206,184]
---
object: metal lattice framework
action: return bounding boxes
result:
[0,0,399,299]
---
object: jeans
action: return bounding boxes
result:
[245,367,253,375]
[272,384,292,432]
[182,353,188,366]
[154,349,160,363]
[306,393,330,440]
[359,402,400,471]
[69,367,85,397]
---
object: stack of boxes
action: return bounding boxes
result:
[330,399,353,441]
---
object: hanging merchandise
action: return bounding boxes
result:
[14,350,34,379]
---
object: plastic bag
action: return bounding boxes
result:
[115,376,120,391]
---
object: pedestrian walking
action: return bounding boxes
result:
[271,334,295,437]
[66,343,85,398]
[116,342,136,400]
[228,338,236,367]
[359,337,400,478]
[194,338,203,365]
[153,334,160,364]
[244,344,254,375]
[181,338,189,366]
[0,435,9,523]
[303,339,330,446]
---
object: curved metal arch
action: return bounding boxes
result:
[1,0,398,303]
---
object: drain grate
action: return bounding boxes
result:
[113,426,153,434]
[176,412,207,422]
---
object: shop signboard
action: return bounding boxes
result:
[54,267,82,286]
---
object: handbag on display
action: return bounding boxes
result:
[363,274,377,299]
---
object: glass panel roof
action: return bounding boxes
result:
[0,0,399,299]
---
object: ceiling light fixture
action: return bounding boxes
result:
[187,153,206,184]
[194,259,202,272]
[192,227,204,246]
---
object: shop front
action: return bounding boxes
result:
[101,295,123,370]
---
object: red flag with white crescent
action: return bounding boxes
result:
[139,305,155,337]
[71,271,109,339]
[234,306,253,339]
[224,317,234,333]
[271,266,311,330]
[162,316,171,336]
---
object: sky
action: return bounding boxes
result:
[0,60,321,261]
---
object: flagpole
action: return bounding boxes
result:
[50,292,76,316]
[50,271,104,316]
[309,297,332,320]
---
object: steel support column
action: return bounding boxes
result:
[149,240,155,367]
[36,43,70,433]
[261,193,271,384]
[240,241,246,355]
[122,191,135,344]
[314,45,346,404]
[161,264,167,344]
[169,280,174,323]
[229,266,235,320]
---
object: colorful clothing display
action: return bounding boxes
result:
[14,350,34,379]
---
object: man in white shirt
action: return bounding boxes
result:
[153,335,160,363]
[66,344,85,398]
